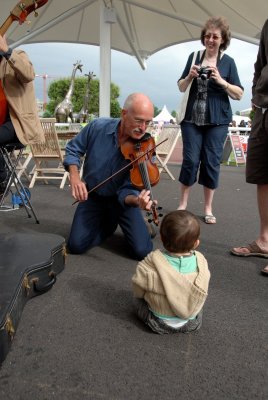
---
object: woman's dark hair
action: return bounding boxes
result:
[200,16,231,51]
[160,210,200,253]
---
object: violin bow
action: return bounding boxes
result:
[72,137,168,205]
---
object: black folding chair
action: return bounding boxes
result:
[0,143,39,223]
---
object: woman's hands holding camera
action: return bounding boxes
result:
[186,64,200,81]
[179,63,229,93]
[209,66,223,84]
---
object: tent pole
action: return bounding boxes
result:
[99,1,112,117]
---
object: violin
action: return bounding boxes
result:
[120,133,161,226]
[72,137,168,225]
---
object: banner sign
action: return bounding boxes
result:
[230,135,246,164]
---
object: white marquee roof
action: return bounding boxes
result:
[2,0,265,116]
[3,1,264,62]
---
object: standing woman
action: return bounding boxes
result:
[177,16,243,223]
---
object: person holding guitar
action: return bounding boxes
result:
[64,93,159,260]
[0,34,44,196]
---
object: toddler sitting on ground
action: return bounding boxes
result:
[132,210,210,334]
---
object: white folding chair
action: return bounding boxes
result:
[29,118,69,189]
[156,124,181,180]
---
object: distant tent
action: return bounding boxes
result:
[153,105,174,123]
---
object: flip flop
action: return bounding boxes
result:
[204,215,216,224]
[261,266,268,276]
[231,241,268,258]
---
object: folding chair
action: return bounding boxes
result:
[0,143,39,223]
[14,146,32,182]
[29,118,69,189]
[156,124,181,180]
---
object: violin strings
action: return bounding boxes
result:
[136,151,155,202]
[135,146,158,224]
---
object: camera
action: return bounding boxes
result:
[198,67,212,80]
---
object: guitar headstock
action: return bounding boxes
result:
[10,0,48,25]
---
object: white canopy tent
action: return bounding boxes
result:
[2,0,265,116]
[153,105,174,123]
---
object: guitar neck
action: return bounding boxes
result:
[0,16,14,37]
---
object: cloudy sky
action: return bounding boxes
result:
[23,38,259,115]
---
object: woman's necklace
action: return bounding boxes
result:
[204,55,217,65]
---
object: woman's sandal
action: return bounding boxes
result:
[261,265,268,276]
[204,215,216,224]
[231,241,268,258]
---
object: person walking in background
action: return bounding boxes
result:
[177,16,243,224]
[64,93,157,261]
[0,34,44,197]
[231,19,268,276]
[132,210,210,334]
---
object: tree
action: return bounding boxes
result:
[154,105,161,117]
[249,108,255,121]
[45,77,121,118]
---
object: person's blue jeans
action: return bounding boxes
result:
[67,192,153,260]
[179,122,228,189]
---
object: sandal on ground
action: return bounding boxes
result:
[204,215,216,224]
[231,241,268,258]
[261,265,268,276]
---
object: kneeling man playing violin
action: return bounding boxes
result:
[64,93,158,260]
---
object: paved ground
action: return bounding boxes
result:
[0,164,267,400]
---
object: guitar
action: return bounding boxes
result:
[0,81,7,125]
[0,0,48,36]
[0,0,48,124]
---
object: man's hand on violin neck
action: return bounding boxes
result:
[138,189,157,211]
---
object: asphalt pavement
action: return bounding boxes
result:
[0,164,267,400]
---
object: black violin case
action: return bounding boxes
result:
[0,232,66,366]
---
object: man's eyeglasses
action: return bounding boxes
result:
[133,118,152,127]
[204,34,221,40]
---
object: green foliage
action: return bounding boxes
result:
[46,77,121,118]
[110,100,121,117]
[249,108,255,121]
[42,109,53,117]
[154,106,161,117]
